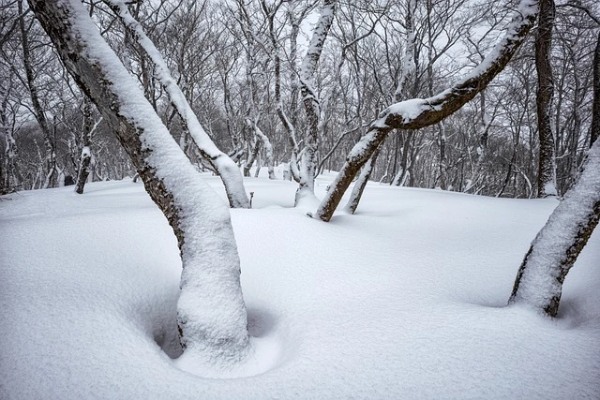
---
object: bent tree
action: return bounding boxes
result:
[316,0,540,222]
[509,31,600,316]
[28,0,250,364]
[509,135,600,316]
[103,0,250,208]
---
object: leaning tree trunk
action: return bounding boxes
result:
[535,0,558,197]
[510,34,600,316]
[251,121,276,180]
[28,0,249,364]
[103,0,249,208]
[344,148,381,214]
[509,128,600,316]
[316,0,539,222]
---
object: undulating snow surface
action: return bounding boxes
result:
[1,171,599,399]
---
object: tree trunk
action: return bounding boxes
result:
[104,0,249,208]
[295,0,337,205]
[510,21,600,316]
[535,0,557,197]
[252,122,276,180]
[75,98,93,194]
[28,0,249,364]
[243,139,260,177]
[345,148,380,214]
[1,82,21,193]
[591,31,600,147]
[264,0,299,182]
[509,128,600,316]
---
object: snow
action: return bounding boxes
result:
[1,170,599,399]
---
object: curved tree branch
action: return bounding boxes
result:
[316,0,540,221]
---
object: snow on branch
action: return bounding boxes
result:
[103,0,250,208]
[316,0,539,222]
[373,0,538,131]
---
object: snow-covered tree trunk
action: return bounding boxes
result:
[394,0,417,103]
[28,0,249,364]
[316,0,539,222]
[295,0,336,206]
[392,0,416,189]
[509,23,600,316]
[243,139,260,178]
[75,98,93,194]
[247,118,275,180]
[1,82,20,193]
[509,129,600,316]
[344,148,380,215]
[104,0,249,209]
[535,0,558,197]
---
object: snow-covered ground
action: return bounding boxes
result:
[1,172,599,399]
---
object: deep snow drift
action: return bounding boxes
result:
[1,172,599,399]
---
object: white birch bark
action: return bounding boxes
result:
[295,0,337,205]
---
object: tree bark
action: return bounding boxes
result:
[75,98,93,194]
[295,0,336,205]
[263,0,299,182]
[28,0,249,363]
[1,80,21,193]
[509,23,600,316]
[104,0,250,208]
[345,148,380,214]
[509,126,600,316]
[535,0,557,197]
[316,0,539,222]
[591,31,600,147]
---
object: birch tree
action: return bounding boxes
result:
[295,0,337,205]
[28,0,250,365]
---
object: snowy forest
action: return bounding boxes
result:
[1,0,599,398]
